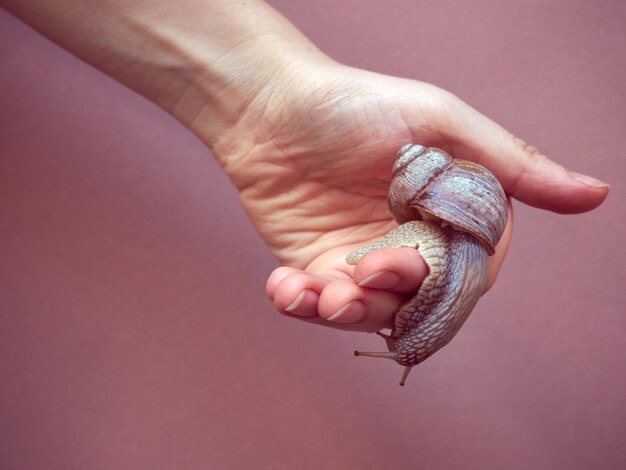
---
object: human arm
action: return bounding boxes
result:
[1,0,609,331]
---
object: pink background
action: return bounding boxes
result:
[1,1,625,469]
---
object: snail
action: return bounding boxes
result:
[346,144,508,386]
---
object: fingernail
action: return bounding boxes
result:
[569,171,610,189]
[358,271,401,289]
[327,301,366,324]
[285,290,313,316]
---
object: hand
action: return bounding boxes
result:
[4,0,608,333]
[206,59,608,332]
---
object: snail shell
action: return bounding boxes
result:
[348,144,508,385]
[389,144,507,255]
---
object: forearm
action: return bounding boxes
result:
[2,0,325,157]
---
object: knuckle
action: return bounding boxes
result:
[510,134,547,164]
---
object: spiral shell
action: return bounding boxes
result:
[388,144,507,255]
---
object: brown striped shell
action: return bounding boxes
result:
[388,144,507,255]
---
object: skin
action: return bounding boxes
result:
[348,222,490,385]
[2,1,609,335]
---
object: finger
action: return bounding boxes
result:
[317,279,404,331]
[268,267,408,332]
[266,266,303,300]
[269,269,329,317]
[350,247,428,293]
[430,91,609,214]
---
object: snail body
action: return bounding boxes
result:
[346,144,507,386]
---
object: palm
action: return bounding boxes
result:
[230,66,448,270]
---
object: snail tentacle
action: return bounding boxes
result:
[347,144,506,386]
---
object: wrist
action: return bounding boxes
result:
[193,37,331,170]
[112,0,329,158]
[2,0,330,173]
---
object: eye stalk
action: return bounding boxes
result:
[348,144,508,385]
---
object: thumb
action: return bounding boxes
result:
[431,92,609,214]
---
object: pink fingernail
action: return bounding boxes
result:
[285,291,307,315]
[358,271,401,289]
[327,301,366,324]
[569,171,610,189]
